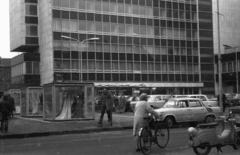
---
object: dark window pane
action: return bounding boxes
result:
[127,54,133,60]
[127,74,133,81]
[112,53,118,60]
[71,51,78,59]
[63,73,71,81]
[87,13,94,21]
[119,53,126,60]
[105,73,111,81]
[62,11,69,19]
[120,74,126,81]
[72,73,79,81]
[142,74,148,81]
[162,74,168,81]
[79,12,86,20]
[89,73,95,81]
[53,10,60,18]
[149,74,154,81]
[70,12,78,19]
[112,73,119,81]
[104,53,111,60]
[54,50,62,58]
[135,74,141,81]
[134,54,140,61]
[25,17,38,24]
[96,52,103,60]
[88,52,95,59]
[97,73,104,81]
[156,74,161,81]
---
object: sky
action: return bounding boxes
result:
[0,1,19,59]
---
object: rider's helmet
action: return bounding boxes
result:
[188,127,197,136]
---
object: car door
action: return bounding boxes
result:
[188,100,207,121]
[175,100,193,122]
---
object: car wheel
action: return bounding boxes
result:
[165,117,174,128]
[204,116,214,123]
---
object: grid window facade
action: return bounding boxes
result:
[52,0,200,82]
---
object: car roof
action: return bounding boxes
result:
[168,98,202,101]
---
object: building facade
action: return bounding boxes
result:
[0,58,11,93]
[212,0,240,94]
[10,0,215,95]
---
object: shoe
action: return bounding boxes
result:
[135,148,141,152]
[97,121,102,125]
[108,121,112,126]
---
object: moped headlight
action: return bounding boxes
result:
[188,127,197,137]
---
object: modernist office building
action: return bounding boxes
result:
[212,0,240,94]
[10,0,215,95]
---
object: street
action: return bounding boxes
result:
[1,128,240,155]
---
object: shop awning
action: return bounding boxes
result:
[94,82,204,88]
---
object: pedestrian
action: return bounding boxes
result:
[7,94,15,118]
[133,93,160,152]
[97,90,113,126]
[118,92,126,113]
[217,93,228,112]
[0,95,11,133]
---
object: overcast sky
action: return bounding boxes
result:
[0,1,19,59]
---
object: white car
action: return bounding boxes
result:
[173,94,218,107]
[155,98,222,127]
[130,95,172,111]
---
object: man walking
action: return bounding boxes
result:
[7,94,15,118]
[97,90,113,126]
[0,95,11,133]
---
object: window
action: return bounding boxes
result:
[26,25,38,36]
[25,4,37,15]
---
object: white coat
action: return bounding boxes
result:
[133,100,159,136]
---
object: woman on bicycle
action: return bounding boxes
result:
[133,93,160,152]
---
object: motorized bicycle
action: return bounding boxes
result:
[188,111,240,155]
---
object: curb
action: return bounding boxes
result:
[0,126,133,139]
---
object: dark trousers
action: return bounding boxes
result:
[0,115,9,133]
[99,106,112,123]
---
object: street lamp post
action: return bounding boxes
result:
[61,36,99,83]
[223,44,240,94]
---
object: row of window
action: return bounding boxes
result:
[54,33,198,46]
[222,61,240,73]
[54,72,200,82]
[11,62,40,77]
[54,51,199,61]
[26,25,38,36]
[53,40,199,53]
[26,4,37,16]
[53,11,197,26]
[54,59,199,73]
[52,0,197,18]
[53,19,198,39]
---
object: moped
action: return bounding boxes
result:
[188,112,240,155]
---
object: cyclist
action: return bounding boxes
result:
[0,95,11,133]
[133,93,160,152]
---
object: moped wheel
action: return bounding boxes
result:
[139,127,151,155]
[193,146,211,155]
[156,124,169,148]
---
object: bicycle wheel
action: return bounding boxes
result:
[139,127,152,155]
[156,123,170,148]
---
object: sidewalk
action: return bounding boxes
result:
[0,112,134,139]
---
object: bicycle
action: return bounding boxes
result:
[138,115,170,155]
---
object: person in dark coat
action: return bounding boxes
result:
[7,94,15,118]
[0,95,11,133]
[217,93,228,112]
[97,90,113,125]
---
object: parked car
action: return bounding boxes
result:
[225,93,240,107]
[155,98,222,127]
[130,95,172,111]
[173,94,218,107]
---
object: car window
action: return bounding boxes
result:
[163,100,175,108]
[177,100,188,108]
[198,96,206,101]
[189,100,202,107]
